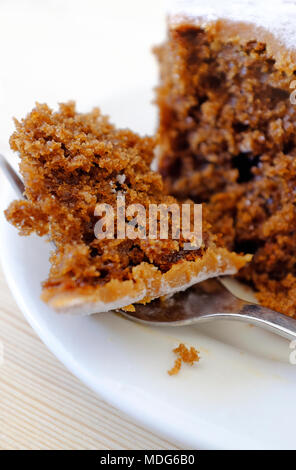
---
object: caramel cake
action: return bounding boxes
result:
[156,0,296,316]
[5,102,250,315]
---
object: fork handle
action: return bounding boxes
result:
[236,303,296,341]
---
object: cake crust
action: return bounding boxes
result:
[42,247,249,314]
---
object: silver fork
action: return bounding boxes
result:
[118,280,296,341]
[1,153,296,341]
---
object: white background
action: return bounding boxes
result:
[0,0,165,158]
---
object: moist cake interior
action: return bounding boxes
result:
[5,102,249,311]
[156,24,296,315]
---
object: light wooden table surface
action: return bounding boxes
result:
[0,265,179,450]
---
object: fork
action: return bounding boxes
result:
[118,279,296,341]
[1,153,296,341]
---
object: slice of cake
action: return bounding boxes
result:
[155,0,296,316]
[5,102,250,315]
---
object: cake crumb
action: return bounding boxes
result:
[168,343,200,376]
[121,304,136,312]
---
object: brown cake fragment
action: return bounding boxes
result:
[168,343,200,376]
[5,102,250,314]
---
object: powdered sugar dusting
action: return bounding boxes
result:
[168,0,296,51]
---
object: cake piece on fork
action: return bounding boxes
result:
[5,102,250,315]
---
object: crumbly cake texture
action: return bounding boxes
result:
[5,102,250,314]
[168,343,200,376]
[156,1,296,316]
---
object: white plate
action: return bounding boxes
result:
[1,91,296,450]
